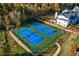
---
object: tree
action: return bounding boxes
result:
[3,41,11,56]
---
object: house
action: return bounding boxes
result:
[56,9,70,28]
[56,6,79,28]
[56,14,70,27]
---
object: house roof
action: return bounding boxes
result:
[62,9,69,13]
[71,6,79,13]
[73,6,79,10]
[57,6,79,21]
[57,14,69,21]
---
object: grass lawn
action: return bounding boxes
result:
[12,21,64,53]
[8,33,28,55]
[10,40,28,55]
[0,31,5,55]
[0,31,5,41]
[0,31,28,56]
[74,36,79,47]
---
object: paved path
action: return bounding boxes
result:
[53,42,61,56]
[39,19,79,56]
[39,20,62,56]
[60,33,77,56]
[9,31,32,53]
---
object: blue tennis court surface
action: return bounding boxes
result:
[32,23,56,36]
[18,28,45,46]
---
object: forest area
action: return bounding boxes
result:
[0,3,79,56]
[0,3,78,31]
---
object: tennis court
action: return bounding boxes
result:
[17,23,57,46]
[12,21,64,52]
[18,28,45,46]
[32,23,56,36]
